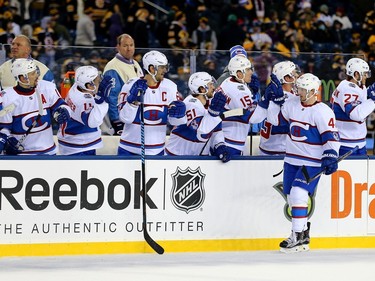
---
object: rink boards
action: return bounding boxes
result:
[1,155,375,257]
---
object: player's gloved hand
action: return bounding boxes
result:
[264,74,285,105]
[321,149,338,175]
[127,79,148,104]
[0,132,8,152]
[249,73,260,95]
[95,75,115,104]
[208,90,227,117]
[110,119,124,135]
[367,83,375,101]
[212,142,231,163]
[5,136,23,155]
[168,100,186,118]
[54,107,70,124]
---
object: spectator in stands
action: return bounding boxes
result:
[133,8,150,49]
[0,34,54,90]
[217,14,246,51]
[75,7,96,46]
[167,11,188,49]
[102,34,143,135]
[191,17,218,55]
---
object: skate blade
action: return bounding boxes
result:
[280,244,309,254]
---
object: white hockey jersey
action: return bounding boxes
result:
[331,80,375,149]
[165,94,223,155]
[57,84,108,155]
[0,80,69,155]
[267,99,340,167]
[118,78,187,155]
[259,90,299,155]
[219,77,265,153]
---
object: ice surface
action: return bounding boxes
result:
[1,249,374,281]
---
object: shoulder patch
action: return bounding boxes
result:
[348,82,356,88]
[188,98,197,103]
[84,94,92,98]
[237,85,245,91]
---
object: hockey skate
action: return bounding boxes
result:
[301,222,311,251]
[279,231,309,253]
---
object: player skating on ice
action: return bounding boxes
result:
[267,73,340,253]
[165,71,230,162]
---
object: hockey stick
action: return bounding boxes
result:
[0,103,16,117]
[273,169,283,177]
[139,91,164,255]
[301,146,359,184]
[199,108,247,155]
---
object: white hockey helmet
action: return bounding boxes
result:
[272,61,300,84]
[228,56,253,77]
[296,73,321,95]
[11,58,39,82]
[346,58,371,78]
[75,65,99,91]
[188,72,215,95]
[142,50,169,73]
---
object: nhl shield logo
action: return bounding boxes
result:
[171,167,206,213]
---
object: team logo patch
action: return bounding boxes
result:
[237,85,245,91]
[171,167,206,213]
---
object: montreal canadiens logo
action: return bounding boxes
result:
[171,167,206,213]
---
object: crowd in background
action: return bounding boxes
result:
[0,0,374,93]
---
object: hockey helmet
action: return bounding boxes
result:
[228,56,253,77]
[229,45,247,58]
[296,73,321,95]
[11,58,39,82]
[188,72,215,95]
[142,50,169,73]
[346,58,371,78]
[75,65,99,91]
[272,61,300,84]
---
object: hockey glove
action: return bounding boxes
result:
[127,79,148,104]
[110,119,124,135]
[168,100,186,118]
[212,142,231,163]
[96,75,115,104]
[208,91,227,117]
[54,107,70,125]
[321,149,338,175]
[249,73,260,95]
[367,82,375,101]
[5,136,23,155]
[0,132,7,152]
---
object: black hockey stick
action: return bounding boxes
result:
[273,169,283,177]
[139,92,164,255]
[301,146,359,184]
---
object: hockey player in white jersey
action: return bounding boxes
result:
[118,50,187,155]
[57,66,114,155]
[331,57,375,155]
[219,55,266,155]
[165,72,230,162]
[267,73,340,253]
[258,61,300,155]
[0,58,71,155]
